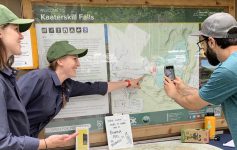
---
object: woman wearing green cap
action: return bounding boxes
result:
[0,4,77,150]
[17,40,142,138]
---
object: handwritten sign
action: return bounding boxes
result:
[105,114,133,150]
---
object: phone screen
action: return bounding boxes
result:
[164,65,175,80]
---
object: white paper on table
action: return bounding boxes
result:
[223,140,235,147]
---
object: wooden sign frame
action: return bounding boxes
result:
[21,0,233,147]
[13,27,39,69]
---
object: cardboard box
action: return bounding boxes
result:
[181,128,209,144]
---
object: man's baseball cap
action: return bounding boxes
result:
[191,12,237,38]
[0,4,34,32]
[47,41,88,62]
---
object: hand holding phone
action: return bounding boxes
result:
[164,65,175,81]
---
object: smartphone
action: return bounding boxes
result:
[164,65,175,80]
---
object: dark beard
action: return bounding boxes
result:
[204,44,220,66]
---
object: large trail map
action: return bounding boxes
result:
[33,5,222,135]
[108,23,199,114]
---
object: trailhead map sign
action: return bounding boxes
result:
[32,5,223,135]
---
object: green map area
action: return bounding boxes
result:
[109,23,199,114]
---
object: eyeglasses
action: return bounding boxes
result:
[196,39,206,51]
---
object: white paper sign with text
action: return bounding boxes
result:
[105,114,133,150]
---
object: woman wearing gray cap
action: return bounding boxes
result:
[0,4,77,150]
[17,40,142,138]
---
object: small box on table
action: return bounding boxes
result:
[181,128,209,144]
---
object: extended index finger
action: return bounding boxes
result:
[64,132,79,141]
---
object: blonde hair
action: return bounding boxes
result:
[48,60,58,71]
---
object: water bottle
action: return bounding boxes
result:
[204,106,216,139]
